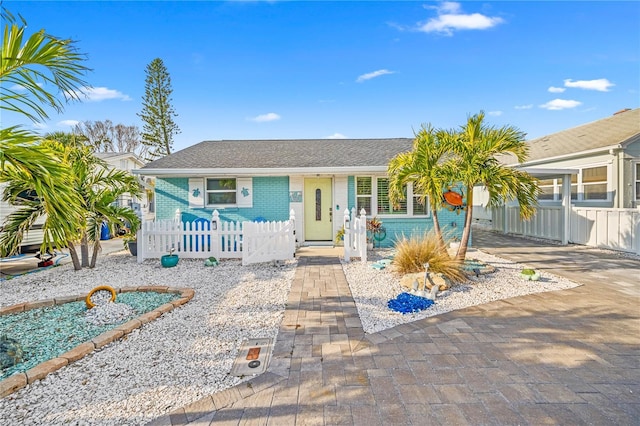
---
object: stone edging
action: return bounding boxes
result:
[0,286,195,398]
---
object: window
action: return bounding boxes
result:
[537,165,608,202]
[377,178,406,215]
[356,177,372,213]
[206,178,236,205]
[537,179,556,201]
[636,163,640,202]
[355,176,428,216]
[582,166,607,200]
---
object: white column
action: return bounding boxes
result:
[561,174,571,245]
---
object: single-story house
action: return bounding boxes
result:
[134,138,466,247]
[473,107,640,252]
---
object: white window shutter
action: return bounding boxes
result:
[188,178,205,207]
[237,178,253,208]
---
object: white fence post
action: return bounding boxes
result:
[359,208,367,263]
[211,209,220,260]
[289,209,296,257]
[343,208,351,262]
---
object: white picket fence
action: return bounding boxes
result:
[492,206,640,254]
[343,207,367,263]
[138,209,296,264]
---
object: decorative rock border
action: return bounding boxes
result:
[0,286,194,398]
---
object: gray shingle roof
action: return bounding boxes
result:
[141,138,414,170]
[521,108,640,164]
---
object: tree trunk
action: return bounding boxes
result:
[67,242,82,271]
[80,232,89,267]
[455,186,474,261]
[89,240,101,268]
[430,209,447,251]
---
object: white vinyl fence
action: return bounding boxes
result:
[492,206,640,254]
[138,209,296,264]
[343,207,367,263]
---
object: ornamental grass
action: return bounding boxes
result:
[392,232,467,284]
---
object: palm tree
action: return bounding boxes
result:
[0,7,90,256]
[2,136,141,269]
[387,125,450,249]
[442,111,539,261]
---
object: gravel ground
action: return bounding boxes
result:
[0,246,583,425]
[342,248,582,334]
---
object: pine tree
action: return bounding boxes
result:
[137,58,180,161]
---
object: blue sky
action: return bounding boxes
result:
[3,1,639,152]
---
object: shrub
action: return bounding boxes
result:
[392,232,467,283]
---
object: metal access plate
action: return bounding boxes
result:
[230,338,273,376]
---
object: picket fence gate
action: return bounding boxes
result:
[343,207,367,263]
[138,209,296,264]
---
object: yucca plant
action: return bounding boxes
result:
[392,232,467,283]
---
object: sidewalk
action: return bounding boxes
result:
[154,228,640,425]
[0,238,127,280]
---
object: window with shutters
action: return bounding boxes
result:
[355,176,428,217]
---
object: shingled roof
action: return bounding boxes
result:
[517,108,640,165]
[141,138,414,173]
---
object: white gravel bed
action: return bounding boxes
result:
[0,251,296,426]
[342,248,582,334]
[1,245,585,424]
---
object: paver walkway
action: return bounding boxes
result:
[153,229,639,425]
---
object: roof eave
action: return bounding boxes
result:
[522,144,623,166]
[132,166,389,177]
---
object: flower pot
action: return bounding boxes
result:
[161,254,179,268]
[127,241,137,256]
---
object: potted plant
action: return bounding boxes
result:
[122,216,141,256]
[161,248,179,268]
[520,268,540,281]
[366,217,384,249]
[335,226,345,245]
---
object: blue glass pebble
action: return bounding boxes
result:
[388,292,434,314]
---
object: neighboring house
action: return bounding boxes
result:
[95,152,155,220]
[134,138,466,248]
[475,108,640,253]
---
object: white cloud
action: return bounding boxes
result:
[514,104,533,110]
[488,110,503,116]
[58,119,80,127]
[564,78,614,92]
[69,86,132,102]
[249,112,281,122]
[418,2,504,35]
[326,133,347,139]
[548,86,566,93]
[539,99,582,110]
[356,69,395,83]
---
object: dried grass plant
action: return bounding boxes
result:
[392,232,467,283]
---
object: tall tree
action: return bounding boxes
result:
[387,125,450,249]
[0,7,89,255]
[137,58,180,161]
[441,112,539,261]
[73,120,147,158]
